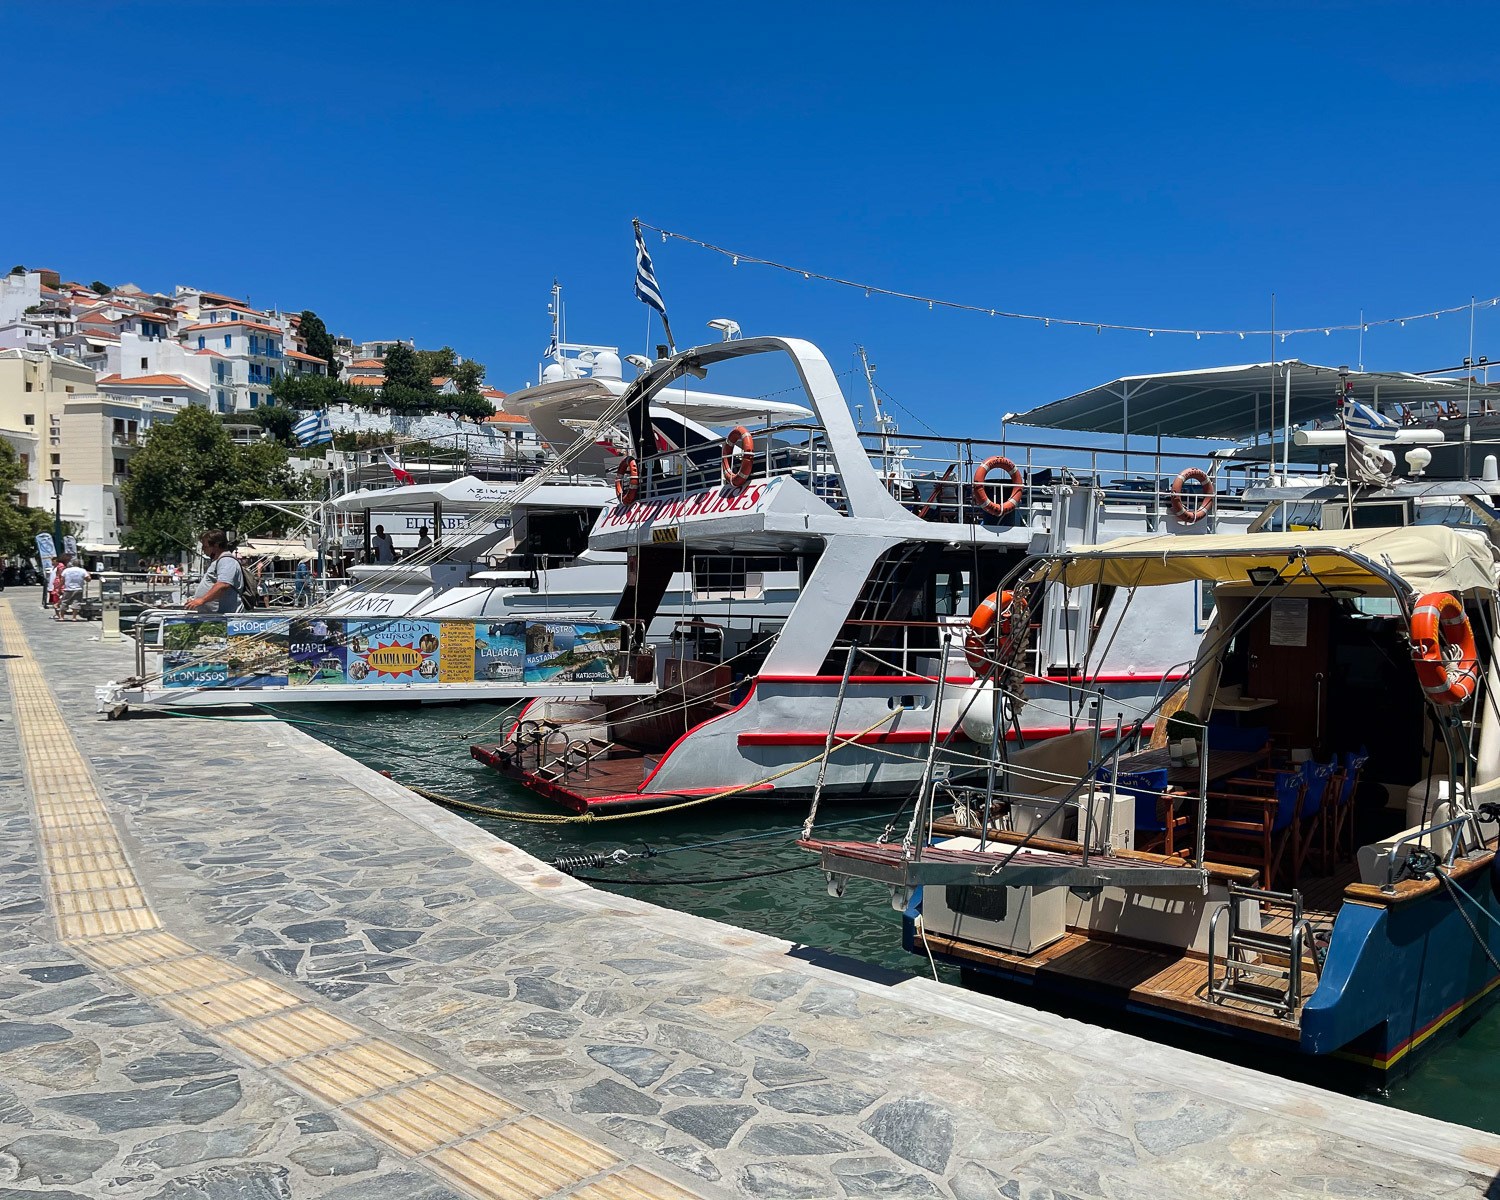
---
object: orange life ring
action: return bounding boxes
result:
[615,456,640,506]
[1411,591,1480,706]
[1170,467,1215,523]
[722,425,754,489]
[964,590,1027,673]
[973,456,1023,517]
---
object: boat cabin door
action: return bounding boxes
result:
[1036,484,1100,673]
[1246,596,1332,748]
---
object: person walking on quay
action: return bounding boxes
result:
[47,555,68,614]
[184,530,244,615]
[57,558,90,621]
[371,525,396,564]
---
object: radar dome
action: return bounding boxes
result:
[590,350,623,380]
[541,362,568,383]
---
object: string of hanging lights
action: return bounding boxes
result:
[634,220,1498,343]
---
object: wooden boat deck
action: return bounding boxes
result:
[919,925,1310,1040]
[471,742,657,811]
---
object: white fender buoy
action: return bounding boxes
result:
[958,679,1008,745]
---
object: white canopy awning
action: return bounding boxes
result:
[1014,361,1500,441]
[240,538,317,562]
[332,474,613,513]
[1036,525,1498,597]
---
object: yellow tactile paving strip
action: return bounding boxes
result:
[0,603,703,1200]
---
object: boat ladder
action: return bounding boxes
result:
[1206,883,1320,1020]
[534,734,616,783]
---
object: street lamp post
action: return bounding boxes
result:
[44,472,65,611]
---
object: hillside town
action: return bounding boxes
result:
[0,265,531,562]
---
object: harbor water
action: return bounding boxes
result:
[284,699,1500,1134]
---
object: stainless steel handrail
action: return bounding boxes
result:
[1383,814,1476,890]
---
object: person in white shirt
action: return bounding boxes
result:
[371,525,396,564]
[58,561,90,621]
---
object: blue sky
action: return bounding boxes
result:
[4,2,1499,433]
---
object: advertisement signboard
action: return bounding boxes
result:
[159,616,623,690]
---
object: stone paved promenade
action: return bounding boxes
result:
[2,598,1499,1199]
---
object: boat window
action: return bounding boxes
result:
[1196,580,1216,631]
[933,570,969,617]
[692,554,799,598]
[1348,500,1411,529]
[503,508,598,569]
[1413,500,1485,528]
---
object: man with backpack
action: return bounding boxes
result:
[184,530,245,614]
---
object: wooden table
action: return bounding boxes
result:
[1116,746,1270,788]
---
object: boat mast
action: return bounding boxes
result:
[858,345,897,479]
[547,280,564,364]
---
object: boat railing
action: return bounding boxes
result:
[819,617,978,679]
[632,421,1324,526]
[1382,813,1477,891]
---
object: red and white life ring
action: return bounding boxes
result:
[973,456,1023,517]
[615,456,640,506]
[964,590,1027,673]
[1170,467,1214,523]
[1411,591,1480,706]
[722,426,754,489]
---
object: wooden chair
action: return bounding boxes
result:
[1292,759,1336,878]
[1114,768,1191,858]
[1203,770,1305,888]
[1326,750,1368,861]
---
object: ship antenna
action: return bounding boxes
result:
[858,344,897,478]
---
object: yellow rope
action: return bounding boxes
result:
[401,709,903,824]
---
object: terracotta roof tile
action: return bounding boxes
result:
[98,373,207,390]
[181,319,282,335]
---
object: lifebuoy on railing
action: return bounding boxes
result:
[973,456,1023,517]
[615,456,640,505]
[1170,467,1215,523]
[964,589,1027,673]
[1411,591,1480,706]
[722,426,755,489]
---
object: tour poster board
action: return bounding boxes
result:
[161,614,622,689]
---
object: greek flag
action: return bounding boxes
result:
[1343,399,1399,443]
[292,410,332,447]
[633,222,667,318]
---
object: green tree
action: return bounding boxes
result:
[378,384,433,414]
[453,358,485,393]
[270,372,360,410]
[298,310,338,375]
[221,406,298,446]
[0,441,52,557]
[123,405,309,558]
[447,393,497,421]
[90,280,110,294]
[414,346,459,383]
[381,343,429,392]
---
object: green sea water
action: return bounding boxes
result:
[284,699,1498,1135]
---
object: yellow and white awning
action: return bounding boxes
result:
[1036,526,1498,597]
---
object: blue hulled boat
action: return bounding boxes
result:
[807,501,1500,1075]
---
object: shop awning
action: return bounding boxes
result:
[1036,526,1497,596]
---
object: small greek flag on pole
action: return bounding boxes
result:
[633,219,675,351]
[292,410,332,447]
[1343,399,1399,443]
